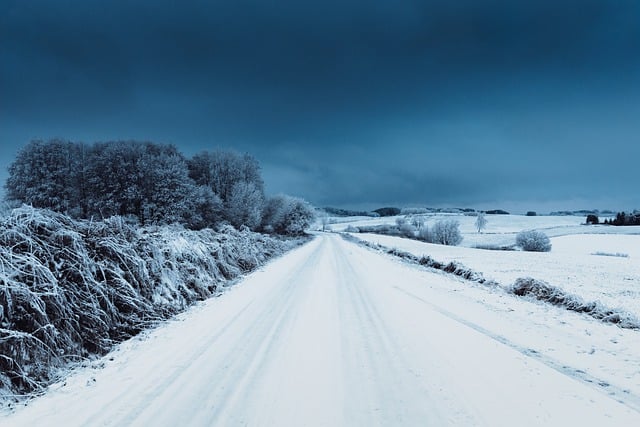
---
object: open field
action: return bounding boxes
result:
[335,214,640,317]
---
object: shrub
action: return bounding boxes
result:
[585,214,599,225]
[516,230,551,252]
[261,194,315,236]
[432,220,463,246]
[396,217,417,238]
[417,226,434,243]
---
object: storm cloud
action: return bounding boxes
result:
[2,0,639,211]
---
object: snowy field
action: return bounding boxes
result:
[338,214,640,318]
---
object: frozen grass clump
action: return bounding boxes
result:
[591,251,629,258]
[510,277,639,329]
[0,206,301,400]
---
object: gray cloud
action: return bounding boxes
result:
[1,0,639,210]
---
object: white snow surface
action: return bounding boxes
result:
[355,232,640,318]
[3,234,640,426]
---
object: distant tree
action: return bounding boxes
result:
[396,217,416,238]
[475,212,487,233]
[612,212,626,226]
[317,211,331,231]
[611,211,640,226]
[410,215,425,230]
[373,207,401,217]
[323,207,378,217]
[526,211,537,216]
[516,230,551,252]
[432,220,463,246]
[486,209,510,215]
[417,226,434,243]
[586,214,599,225]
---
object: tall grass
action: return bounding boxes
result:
[0,206,299,399]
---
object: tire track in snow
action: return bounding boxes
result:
[340,234,640,412]
[331,238,446,425]
[5,234,640,426]
[390,274,640,413]
[73,238,327,427]
[139,239,325,427]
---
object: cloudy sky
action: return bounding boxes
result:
[2,0,639,212]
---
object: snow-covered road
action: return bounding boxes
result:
[5,234,640,426]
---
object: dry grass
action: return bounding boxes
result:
[0,206,300,400]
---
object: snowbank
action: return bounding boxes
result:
[0,206,302,401]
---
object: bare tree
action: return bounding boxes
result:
[475,212,487,233]
[410,215,425,230]
[432,219,463,246]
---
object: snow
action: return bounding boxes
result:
[3,234,640,425]
[354,232,640,318]
[331,213,640,248]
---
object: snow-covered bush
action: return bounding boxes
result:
[395,217,417,238]
[261,195,315,236]
[417,226,434,243]
[0,206,301,399]
[431,220,463,246]
[516,230,551,252]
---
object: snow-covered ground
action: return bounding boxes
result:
[3,234,640,425]
[329,213,640,248]
[334,213,640,317]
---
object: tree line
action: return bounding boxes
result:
[604,212,640,226]
[5,139,315,235]
[586,212,640,226]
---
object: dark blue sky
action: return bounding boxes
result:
[2,0,639,211]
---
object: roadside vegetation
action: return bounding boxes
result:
[1,139,315,402]
[5,139,315,235]
[346,217,464,246]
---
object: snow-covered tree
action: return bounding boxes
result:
[5,139,88,216]
[410,215,425,230]
[188,150,264,202]
[226,182,264,230]
[432,219,463,246]
[188,150,265,229]
[5,140,272,230]
[475,212,487,233]
[182,185,224,230]
[85,141,195,224]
